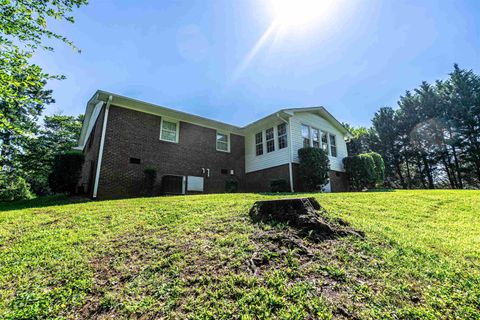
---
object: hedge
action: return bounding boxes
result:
[225,180,239,193]
[298,147,330,192]
[368,152,385,185]
[270,179,290,193]
[343,152,385,191]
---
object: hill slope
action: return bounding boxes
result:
[0,190,479,319]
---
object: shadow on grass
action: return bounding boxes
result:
[0,195,92,212]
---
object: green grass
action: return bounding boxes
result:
[0,190,478,319]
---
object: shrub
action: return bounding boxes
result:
[0,173,34,202]
[343,153,376,191]
[298,147,330,192]
[368,152,385,186]
[144,167,157,196]
[270,179,290,193]
[225,180,238,193]
[49,151,85,195]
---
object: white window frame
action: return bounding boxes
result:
[266,127,275,153]
[216,131,230,152]
[329,133,337,157]
[312,127,320,148]
[321,130,329,154]
[301,124,311,148]
[277,123,288,149]
[255,131,264,156]
[160,118,179,143]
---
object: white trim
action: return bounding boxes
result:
[93,95,112,198]
[216,131,230,153]
[277,113,294,192]
[160,118,180,143]
[77,101,104,151]
[287,117,294,192]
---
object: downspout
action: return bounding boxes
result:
[93,95,113,198]
[277,113,294,192]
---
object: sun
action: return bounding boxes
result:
[269,0,336,30]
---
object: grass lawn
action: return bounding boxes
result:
[0,190,479,319]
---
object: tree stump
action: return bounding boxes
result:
[249,198,336,236]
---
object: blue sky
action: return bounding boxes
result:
[34,0,480,127]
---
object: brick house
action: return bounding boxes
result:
[76,90,352,199]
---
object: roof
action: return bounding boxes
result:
[77,90,353,149]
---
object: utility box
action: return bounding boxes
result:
[187,176,204,192]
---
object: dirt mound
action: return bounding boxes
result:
[249,197,363,240]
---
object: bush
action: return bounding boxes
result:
[27,176,51,196]
[343,153,377,191]
[298,147,330,192]
[368,152,385,186]
[225,180,238,193]
[0,173,34,202]
[144,167,157,196]
[49,151,85,195]
[270,179,290,193]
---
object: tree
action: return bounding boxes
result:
[298,147,330,191]
[344,124,377,156]
[1,0,87,135]
[349,64,480,189]
[19,114,84,195]
[1,0,87,199]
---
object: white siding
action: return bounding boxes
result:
[290,112,348,172]
[245,118,290,173]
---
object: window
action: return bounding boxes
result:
[302,124,310,148]
[266,127,275,153]
[255,132,263,156]
[321,131,329,153]
[329,134,337,157]
[221,169,228,175]
[216,132,229,152]
[129,157,141,164]
[277,123,288,149]
[312,128,320,148]
[160,119,178,142]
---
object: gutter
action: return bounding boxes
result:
[277,113,294,192]
[92,95,113,198]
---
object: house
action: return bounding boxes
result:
[76,90,352,198]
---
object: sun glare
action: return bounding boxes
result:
[270,0,336,30]
[232,0,341,82]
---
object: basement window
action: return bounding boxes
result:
[129,157,141,164]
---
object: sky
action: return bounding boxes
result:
[33,0,480,127]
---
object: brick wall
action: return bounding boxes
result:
[96,106,245,198]
[292,164,349,192]
[328,170,349,192]
[78,106,105,196]
[245,164,291,192]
